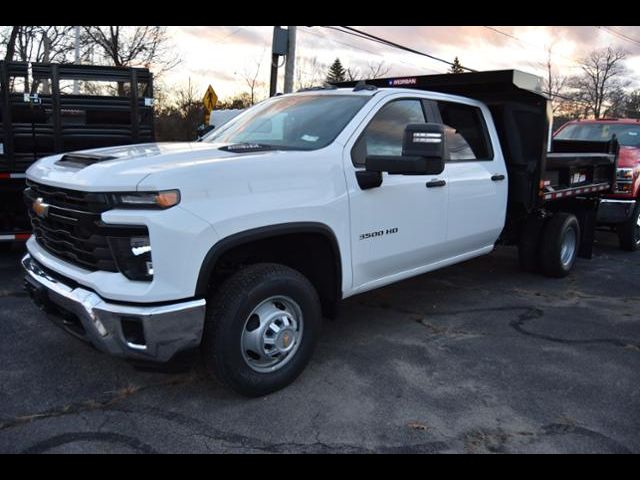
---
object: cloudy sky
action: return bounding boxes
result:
[162,26,640,101]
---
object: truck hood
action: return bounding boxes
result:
[26,142,269,191]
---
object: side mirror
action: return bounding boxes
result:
[365,123,445,175]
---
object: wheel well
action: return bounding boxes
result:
[197,226,342,319]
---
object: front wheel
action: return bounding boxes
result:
[617,203,640,252]
[539,212,581,278]
[202,263,322,397]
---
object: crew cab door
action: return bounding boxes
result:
[343,96,449,292]
[433,99,508,255]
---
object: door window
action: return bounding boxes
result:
[352,99,426,166]
[437,101,492,161]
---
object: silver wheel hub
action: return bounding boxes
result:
[241,296,303,373]
[560,228,577,267]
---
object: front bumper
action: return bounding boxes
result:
[22,254,206,362]
[597,199,636,224]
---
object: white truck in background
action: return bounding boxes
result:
[22,70,618,396]
[210,109,245,129]
[197,109,246,139]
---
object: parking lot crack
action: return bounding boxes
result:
[0,373,199,432]
[360,302,640,351]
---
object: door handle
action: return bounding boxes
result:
[426,179,446,188]
[491,174,505,182]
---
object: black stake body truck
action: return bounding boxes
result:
[0,61,154,248]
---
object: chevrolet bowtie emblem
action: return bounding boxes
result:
[33,197,50,218]
[282,332,290,348]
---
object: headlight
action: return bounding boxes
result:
[617,168,634,180]
[108,235,154,281]
[111,190,180,209]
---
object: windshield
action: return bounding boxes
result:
[202,94,370,151]
[556,123,640,147]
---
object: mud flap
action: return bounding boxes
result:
[574,199,599,259]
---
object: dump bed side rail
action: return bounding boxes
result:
[540,138,619,202]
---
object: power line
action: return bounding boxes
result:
[483,26,639,88]
[597,26,640,48]
[305,26,634,113]
[327,25,452,72]
[482,26,581,69]
[331,26,476,72]
[298,26,445,76]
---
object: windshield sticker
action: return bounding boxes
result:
[301,135,319,142]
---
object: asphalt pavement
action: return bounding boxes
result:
[1,231,638,453]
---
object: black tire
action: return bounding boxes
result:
[617,203,640,252]
[518,217,544,273]
[202,263,322,397]
[539,212,581,278]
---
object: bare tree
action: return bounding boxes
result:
[345,66,360,82]
[1,26,75,63]
[295,57,326,90]
[240,54,266,106]
[82,26,179,74]
[541,47,569,115]
[346,61,391,81]
[17,26,74,63]
[1,26,76,93]
[154,78,204,142]
[2,26,20,61]
[568,47,630,119]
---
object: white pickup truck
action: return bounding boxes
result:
[22,70,618,396]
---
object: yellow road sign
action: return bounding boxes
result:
[203,85,218,112]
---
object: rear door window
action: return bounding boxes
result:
[436,101,492,161]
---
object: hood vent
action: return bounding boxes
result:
[55,153,117,169]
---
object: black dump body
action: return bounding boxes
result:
[337,70,618,223]
[0,61,154,238]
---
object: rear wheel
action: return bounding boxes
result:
[617,203,640,252]
[202,263,322,397]
[539,212,581,278]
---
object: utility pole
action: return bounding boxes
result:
[270,26,295,96]
[269,26,282,97]
[283,26,297,94]
[73,26,81,94]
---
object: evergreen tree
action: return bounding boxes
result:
[326,58,347,83]
[449,57,464,74]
